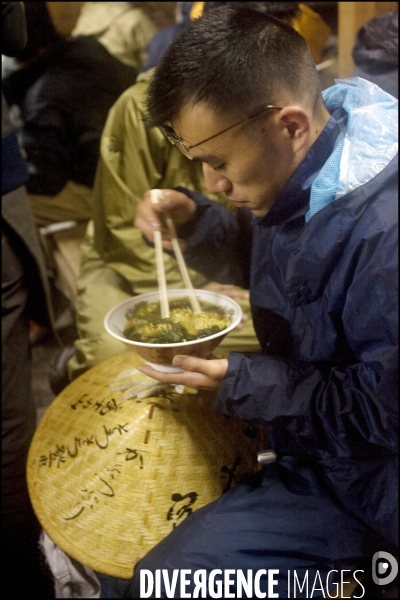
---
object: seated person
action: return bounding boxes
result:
[2,2,138,227]
[97,6,398,598]
[352,10,398,99]
[142,2,195,72]
[67,1,329,384]
[71,1,158,71]
[68,68,260,381]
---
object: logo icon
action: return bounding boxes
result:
[372,551,398,586]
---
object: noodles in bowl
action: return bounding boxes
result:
[104,289,243,372]
[124,297,231,344]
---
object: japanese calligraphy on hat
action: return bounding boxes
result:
[27,352,265,578]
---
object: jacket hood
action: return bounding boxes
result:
[307,77,398,221]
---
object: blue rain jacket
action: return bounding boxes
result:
[176,78,398,547]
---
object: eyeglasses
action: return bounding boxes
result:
[159,104,283,160]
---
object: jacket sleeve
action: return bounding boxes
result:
[177,188,253,288]
[90,80,239,295]
[22,98,72,195]
[215,220,398,461]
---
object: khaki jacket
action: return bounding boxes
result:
[91,70,236,296]
[70,70,259,378]
[72,2,157,70]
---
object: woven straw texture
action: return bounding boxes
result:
[28,353,265,579]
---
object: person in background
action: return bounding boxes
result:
[2,2,54,596]
[99,5,397,597]
[142,1,195,72]
[352,10,398,99]
[72,1,157,71]
[67,67,260,383]
[2,2,138,227]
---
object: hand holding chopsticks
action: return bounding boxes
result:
[150,189,201,316]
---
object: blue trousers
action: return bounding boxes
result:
[98,457,392,598]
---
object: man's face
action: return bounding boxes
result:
[172,101,298,217]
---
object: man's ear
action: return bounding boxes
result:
[278,106,311,153]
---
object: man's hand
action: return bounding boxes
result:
[134,189,197,251]
[137,356,229,391]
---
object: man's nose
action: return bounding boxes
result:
[202,164,232,194]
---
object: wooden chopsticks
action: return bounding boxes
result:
[150,190,201,316]
[153,228,170,319]
[150,190,169,318]
[165,215,202,313]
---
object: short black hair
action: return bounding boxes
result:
[146,4,322,127]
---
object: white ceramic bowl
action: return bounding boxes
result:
[104,289,242,372]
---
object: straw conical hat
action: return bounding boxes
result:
[27,353,265,578]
